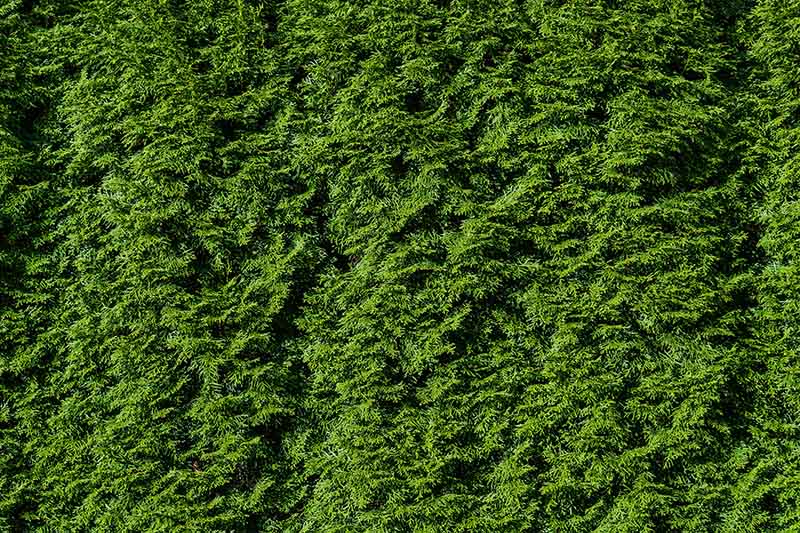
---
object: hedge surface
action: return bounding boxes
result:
[1,0,799,531]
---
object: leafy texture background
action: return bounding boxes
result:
[1,0,798,531]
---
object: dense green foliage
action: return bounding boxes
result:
[2,0,799,530]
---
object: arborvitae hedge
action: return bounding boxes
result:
[2,0,799,531]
